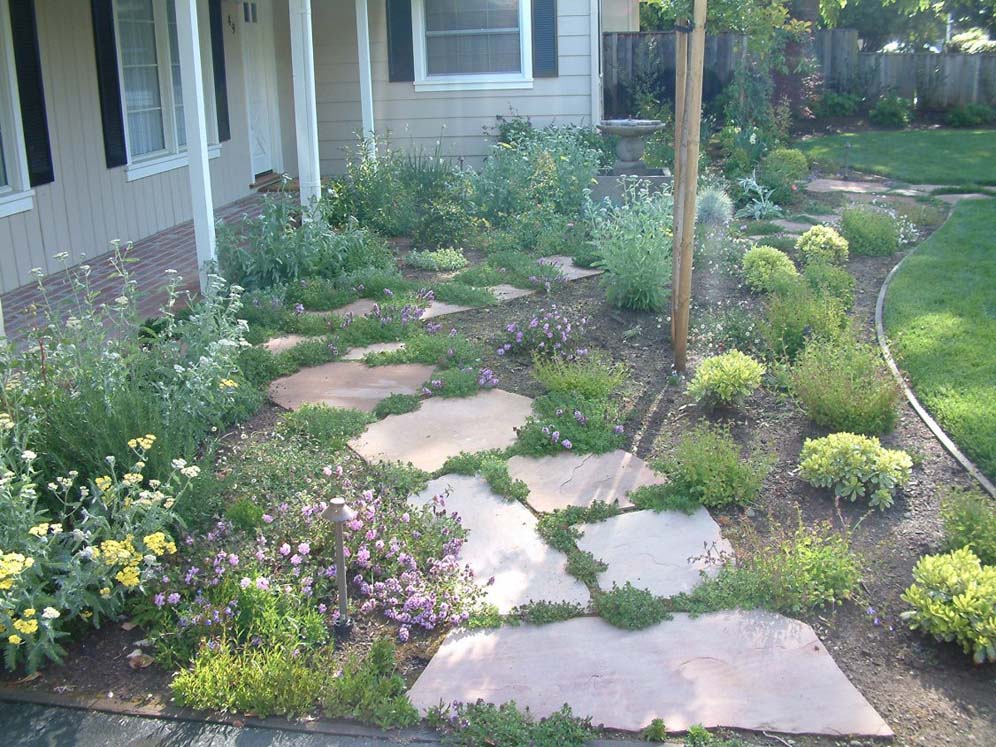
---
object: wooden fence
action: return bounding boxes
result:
[603,29,996,116]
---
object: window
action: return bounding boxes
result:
[0,0,32,217]
[412,0,532,91]
[114,0,218,179]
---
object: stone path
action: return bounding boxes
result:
[576,509,730,597]
[411,475,589,612]
[262,252,890,739]
[539,256,604,280]
[505,450,660,512]
[269,362,433,413]
[349,390,534,472]
[407,613,893,737]
[806,177,889,194]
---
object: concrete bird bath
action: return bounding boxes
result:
[599,119,665,173]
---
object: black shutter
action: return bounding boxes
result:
[8,0,54,186]
[532,0,558,78]
[208,0,230,142]
[90,0,127,168]
[386,0,414,82]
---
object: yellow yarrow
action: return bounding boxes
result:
[127,434,156,451]
[13,618,38,635]
[122,473,143,487]
[95,476,112,492]
[99,587,111,598]
[219,378,239,389]
[23,608,34,618]
[142,532,176,557]
[7,635,22,645]
[99,537,138,566]
[115,565,140,588]
[0,552,32,589]
[28,523,49,537]
[0,413,13,431]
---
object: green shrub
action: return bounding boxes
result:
[592,184,674,311]
[901,548,996,664]
[803,261,855,309]
[869,94,912,127]
[790,338,900,434]
[839,206,900,256]
[406,247,468,271]
[696,187,734,227]
[660,424,771,509]
[762,279,847,359]
[940,488,996,565]
[742,245,798,293]
[277,405,373,448]
[374,393,422,419]
[514,600,586,625]
[321,639,419,728]
[687,350,765,409]
[429,701,593,747]
[811,90,862,118]
[532,353,628,400]
[642,718,670,742]
[795,225,849,265]
[224,498,265,532]
[595,583,671,630]
[799,432,912,510]
[944,103,995,128]
[759,147,809,204]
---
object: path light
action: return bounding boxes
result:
[844,141,852,180]
[322,497,356,640]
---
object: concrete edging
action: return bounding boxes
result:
[874,211,996,498]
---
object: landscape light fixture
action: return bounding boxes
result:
[322,496,357,640]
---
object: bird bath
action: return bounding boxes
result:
[599,119,665,173]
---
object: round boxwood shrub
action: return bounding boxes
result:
[759,147,809,204]
[742,245,798,293]
[799,432,912,510]
[795,225,849,265]
[839,206,900,256]
[790,337,900,434]
[901,547,996,664]
[687,350,765,409]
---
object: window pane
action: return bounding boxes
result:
[427,31,520,75]
[167,0,185,147]
[118,0,164,157]
[425,0,518,33]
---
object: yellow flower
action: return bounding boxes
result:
[23,608,34,618]
[95,476,112,492]
[122,473,143,487]
[142,532,176,556]
[7,635,22,645]
[13,619,38,635]
[99,538,138,566]
[99,587,111,598]
[219,378,239,389]
[0,413,13,431]
[81,610,92,620]
[115,565,140,589]
[28,523,48,537]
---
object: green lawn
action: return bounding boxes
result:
[885,198,996,479]
[797,129,996,185]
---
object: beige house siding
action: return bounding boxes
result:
[0,0,253,294]
[307,0,595,174]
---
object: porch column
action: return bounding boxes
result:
[589,0,601,125]
[355,0,375,144]
[0,297,6,341]
[289,0,322,210]
[175,0,216,291]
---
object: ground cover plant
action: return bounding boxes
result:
[885,198,996,479]
[796,129,996,185]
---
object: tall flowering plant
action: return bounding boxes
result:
[0,405,188,671]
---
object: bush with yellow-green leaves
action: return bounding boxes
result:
[742,245,798,293]
[0,414,188,672]
[687,350,765,409]
[795,225,849,265]
[799,432,912,510]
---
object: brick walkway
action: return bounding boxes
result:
[1,193,266,342]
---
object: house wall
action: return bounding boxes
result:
[307,0,596,174]
[0,0,253,294]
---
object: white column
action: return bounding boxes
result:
[289,0,322,210]
[175,0,216,291]
[355,0,375,146]
[0,296,6,341]
[590,0,602,125]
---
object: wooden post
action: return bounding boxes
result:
[670,21,688,344]
[671,0,707,373]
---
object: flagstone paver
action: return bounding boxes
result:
[269,362,433,413]
[806,178,888,194]
[936,192,990,205]
[340,341,406,361]
[576,509,731,597]
[489,284,536,302]
[349,389,534,472]
[332,298,379,318]
[770,219,814,234]
[407,613,892,736]
[539,256,604,280]
[263,334,307,354]
[421,300,473,319]
[410,476,589,613]
[506,450,661,513]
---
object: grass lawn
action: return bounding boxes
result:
[797,129,996,185]
[885,198,996,479]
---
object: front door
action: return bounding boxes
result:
[242,1,281,179]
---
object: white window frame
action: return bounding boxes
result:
[411,0,533,92]
[0,0,35,219]
[112,0,221,182]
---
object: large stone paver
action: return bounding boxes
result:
[333,298,379,318]
[349,389,533,472]
[806,178,888,194]
[490,284,536,302]
[410,476,589,613]
[421,300,473,319]
[262,334,307,354]
[539,255,604,280]
[408,613,892,736]
[506,450,661,513]
[269,362,433,413]
[576,510,731,597]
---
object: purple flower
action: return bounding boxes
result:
[262,514,273,524]
[384,288,394,297]
[153,593,165,607]
[294,303,305,315]
[167,592,181,605]
[255,577,270,591]
[561,439,573,449]
[298,542,310,555]
[279,543,291,556]
[240,577,251,589]
[613,424,624,434]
